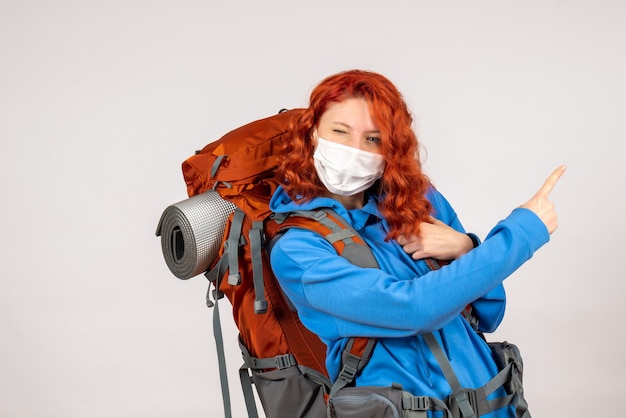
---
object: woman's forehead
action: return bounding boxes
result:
[320,98,379,131]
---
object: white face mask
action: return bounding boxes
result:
[313,136,385,196]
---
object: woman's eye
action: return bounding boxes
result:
[332,129,347,134]
[367,136,381,144]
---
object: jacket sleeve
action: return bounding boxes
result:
[270,207,549,340]
[427,188,506,333]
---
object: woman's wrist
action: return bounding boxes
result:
[466,233,480,249]
[456,232,479,258]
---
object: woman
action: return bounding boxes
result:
[269,69,564,417]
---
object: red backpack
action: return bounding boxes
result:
[157,109,376,418]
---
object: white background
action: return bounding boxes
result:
[2,1,624,417]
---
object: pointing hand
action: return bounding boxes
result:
[521,165,566,234]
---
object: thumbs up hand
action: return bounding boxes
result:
[520,165,566,234]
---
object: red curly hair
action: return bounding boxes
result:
[276,69,432,239]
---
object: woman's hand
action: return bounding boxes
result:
[397,217,474,261]
[521,165,566,234]
[398,165,566,260]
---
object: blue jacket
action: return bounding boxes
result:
[269,185,549,416]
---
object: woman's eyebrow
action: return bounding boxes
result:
[331,121,380,134]
[331,121,352,129]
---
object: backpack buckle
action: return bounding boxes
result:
[337,355,359,383]
[274,354,296,370]
[228,273,241,286]
[448,388,488,418]
[402,396,431,411]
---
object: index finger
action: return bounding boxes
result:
[536,165,567,198]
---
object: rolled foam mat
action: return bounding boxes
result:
[156,190,237,279]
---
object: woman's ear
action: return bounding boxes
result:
[311,128,318,146]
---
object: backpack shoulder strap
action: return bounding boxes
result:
[271,208,378,269]
[329,337,377,397]
[270,208,379,395]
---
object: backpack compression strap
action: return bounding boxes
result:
[205,208,269,314]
